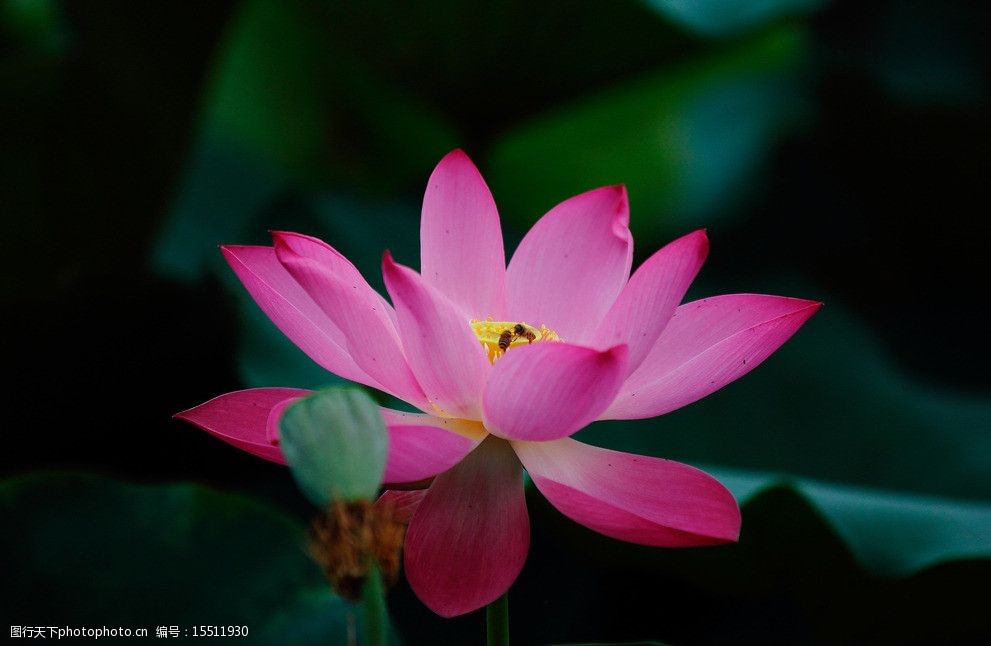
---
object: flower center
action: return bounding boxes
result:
[469,319,560,363]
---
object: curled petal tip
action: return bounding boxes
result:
[603,185,631,232]
[589,184,628,211]
[586,187,631,242]
[609,184,629,208]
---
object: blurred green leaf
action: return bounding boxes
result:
[280,388,388,505]
[202,0,458,184]
[204,0,331,181]
[152,131,281,283]
[0,473,381,644]
[487,26,807,243]
[1,0,65,53]
[204,0,458,186]
[644,0,825,37]
[714,468,991,575]
[316,0,699,134]
[152,0,458,283]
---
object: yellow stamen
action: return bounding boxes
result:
[469,319,561,363]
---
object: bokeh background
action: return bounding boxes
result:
[3,0,990,643]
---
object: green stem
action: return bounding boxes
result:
[486,591,510,646]
[361,560,388,646]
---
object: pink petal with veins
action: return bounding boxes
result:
[404,437,528,617]
[379,409,485,485]
[376,489,427,523]
[604,294,821,419]
[506,186,633,342]
[482,342,628,441]
[514,438,740,546]
[420,149,507,318]
[591,229,708,374]
[222,246,375,387]
[272,231,427,408]
[382,252,490,420]
[175,388,308,464]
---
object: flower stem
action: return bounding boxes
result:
[361,560,388,646]
[486,591,510,646]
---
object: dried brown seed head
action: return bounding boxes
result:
[308,499,406,601]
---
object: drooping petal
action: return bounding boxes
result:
[506,186,633,342]
[382,253,490,419]
[404,437,529,617]
[604,294,822,419]
[514,438,740,546]
[379,409,485,486]
[482,342,628,441]
[420,149,507,318]
[272,231,427,408]
[175,388,309,464]
[221,246,376,386]
[376,489,427,523]
[591,230,709,374]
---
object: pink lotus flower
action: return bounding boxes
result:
[177,150,820,617]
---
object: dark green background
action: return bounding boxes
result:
[2,0,989,643]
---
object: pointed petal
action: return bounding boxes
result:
[272,231,427,408]
[380,409,486,486]
[382,253,490,419]
[404,437,529,617]
[483,342,628,441]
[604,294,822,419]
[175,388,309,463]
[591,230,708,374]
[221,246,375,386]
[420,149,507,318]
[506,186,633,342]
[376,489,427,523]
[514,438,740,546]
